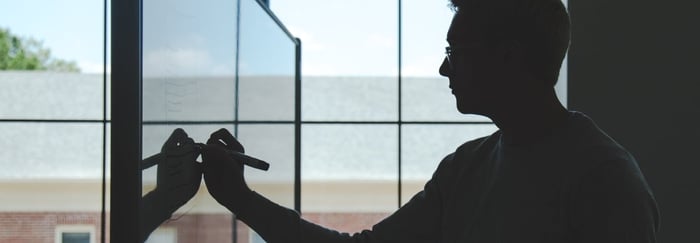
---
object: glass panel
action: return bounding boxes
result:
[400,124,498,205]
[272,0,398,122]
[238,124,295,209]
[271,0,397,76]
[0,123,105,240]
[142,76,236,122]
[0,0,107,120]
[238,0,296,121]
[402,77,491,121]
[0,123,103,179]
[302,77,398,121]
[141,124,234,242]
[0,72,105,120]
[142,0,238,122]
[142,0,240,240]
[302,124,398,213]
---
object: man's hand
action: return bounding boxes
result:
[202,128,252,214]
[154,128,202,215]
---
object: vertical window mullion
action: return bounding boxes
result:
[397,0,403,209]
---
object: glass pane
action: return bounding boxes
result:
[0,72,104,120]
[400,124,498,205]
[0,123,103,179]
[302,77,398,121]
[0,123,105,240]
[238,0,296,121]
[238,124,295,209]
[0,0,107,120]
[142,0,240,240]
[142,76,236,122]
[142,0,238,122]
[302,124,398,213]
[272,0,398,122]
[141,124,234,242]
[402,77,490,121]
[271,0,398,76]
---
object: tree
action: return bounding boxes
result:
[0,27,81,72]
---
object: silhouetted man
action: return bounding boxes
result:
[201,0,660,242]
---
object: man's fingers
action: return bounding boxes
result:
[168,128,188,143]
[164,128,190,151]
[210,128,233,140]
[202,144,243,169]
[208,128,244,153]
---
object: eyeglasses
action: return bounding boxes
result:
[444,43,489,71]
[445,46,457,71]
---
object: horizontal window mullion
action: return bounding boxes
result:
[0,119,109,123]
[301,121,493,125]
[143,120,295,125]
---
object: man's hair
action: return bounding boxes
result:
[449,0,570,86]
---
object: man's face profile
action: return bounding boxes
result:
[440,11,508,116]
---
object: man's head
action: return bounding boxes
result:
[439,0,570,115]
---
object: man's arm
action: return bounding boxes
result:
[201,128,447,243]
[570,157,660,243]
[235,176,445,243]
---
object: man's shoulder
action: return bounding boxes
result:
[561,112,644,180]
[566,112,633,157]
[435,132,501,172]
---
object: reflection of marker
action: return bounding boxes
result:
[141,153,164,170]
[195,143,270,171]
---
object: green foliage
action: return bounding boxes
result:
[0,27,80,72]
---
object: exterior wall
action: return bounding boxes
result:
[0,212,388,243]
[0,212,107,243]
[1,180,400,242]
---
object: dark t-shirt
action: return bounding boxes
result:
[240,111,660,243]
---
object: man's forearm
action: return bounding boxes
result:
[236,191,378,243]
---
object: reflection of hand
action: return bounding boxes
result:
[142,128,202,242]
[155,128,203,214]
[202,128,252,214]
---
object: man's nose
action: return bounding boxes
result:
[439,57,450,77]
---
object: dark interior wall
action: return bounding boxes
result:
[569,0,700,242]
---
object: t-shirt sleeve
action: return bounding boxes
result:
[570,156,660,243]
[237,154,452,243]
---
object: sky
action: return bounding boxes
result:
[0,0,453,76]
[0,0,566,79]
[0,0,108,73]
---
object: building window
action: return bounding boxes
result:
[55,225,95,243]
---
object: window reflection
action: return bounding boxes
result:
[141,0,298,241]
